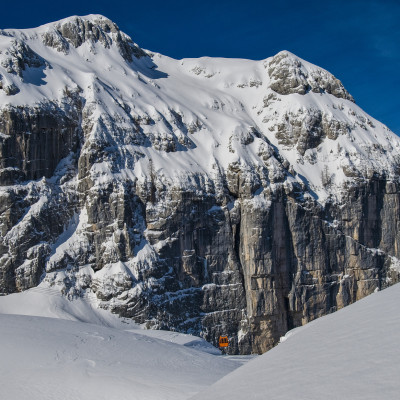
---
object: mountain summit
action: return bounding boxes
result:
[0,15,399,354]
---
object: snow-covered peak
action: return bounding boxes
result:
[0,14,146,74]
[2,14,111,31]
[2,14,129,47]
[0,15,399,204]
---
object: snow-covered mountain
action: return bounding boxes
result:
[0,14,399,354]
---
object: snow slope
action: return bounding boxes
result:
[191,283,400,400]
[0,284,222,354]
[0,311,244,400]
[0,284,255,399]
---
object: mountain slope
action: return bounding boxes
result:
[191,282,400,400]
[0,15,400,353]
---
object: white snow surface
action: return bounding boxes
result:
[0,314,241,400]
[191,283,400,400]
[0,284,219,355]
[0,286,248,400]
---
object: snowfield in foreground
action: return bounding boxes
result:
[0,313,243,400]
[0,286,252,400]
[1,283,399,399]
[192,282,400,400]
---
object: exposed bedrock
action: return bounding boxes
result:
[0,97,81,184]
[0,108,399,353]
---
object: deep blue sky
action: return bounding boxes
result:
[2,0,399,134]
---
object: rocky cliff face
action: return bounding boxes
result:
[0,15,399,354]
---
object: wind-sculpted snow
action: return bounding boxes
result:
[0,15,400,354]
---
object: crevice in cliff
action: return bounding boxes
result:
[233,204,246,296]
[283,296,294,330]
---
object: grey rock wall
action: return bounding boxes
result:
[0,99,399,354]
